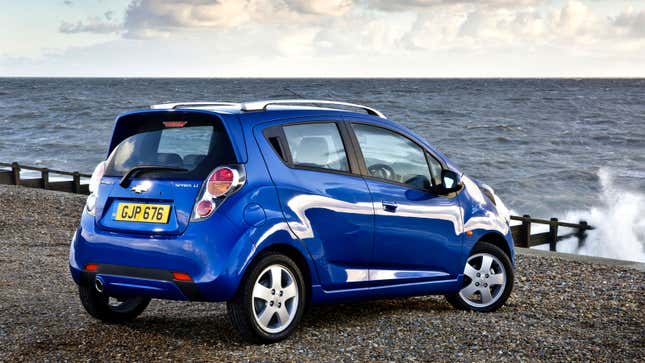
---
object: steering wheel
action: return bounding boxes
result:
[368,164,396,180]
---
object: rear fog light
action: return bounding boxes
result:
[172,272,192,281]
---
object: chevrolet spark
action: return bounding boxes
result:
[70,100,515,343]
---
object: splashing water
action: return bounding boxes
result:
[556,168,645,263]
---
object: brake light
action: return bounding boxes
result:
[86,161,106,216]
[163,121,187,128]
[85,263,99,272]
[208,167,235,197]
[191,165,245,221]
[89,161,106,194]
[196,200,214,217]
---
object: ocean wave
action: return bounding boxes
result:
[465,123,520,131]
[554,168,645,262]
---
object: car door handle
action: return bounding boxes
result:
[382,201,398,212]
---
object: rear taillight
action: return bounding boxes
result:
[86,161,106,216]
[207,167,235,197]
[191,165,245,221]
[196,200,214,217]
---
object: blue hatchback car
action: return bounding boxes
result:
[69,99,514,342]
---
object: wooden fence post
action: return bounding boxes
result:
[11,162,20,185]
[72,172,80,193]
[577,220,589,248]
[520,214,531,248]
[549,217,559,251]
[41,168,49,189]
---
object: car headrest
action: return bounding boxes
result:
[156,153,184,168]
[183,154,205,168]
[295,137,329,167]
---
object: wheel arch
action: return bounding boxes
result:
[239,242,315,306]
[475,231,514,263]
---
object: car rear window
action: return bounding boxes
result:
[104,112,236,180]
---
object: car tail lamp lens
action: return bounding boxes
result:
[191,165,245,221]
[85,263,99,272]
[89,161,106,194]
[207,167,235,197]
[86,161,106,216]
[196,200,214,217]
[172,272,192,281]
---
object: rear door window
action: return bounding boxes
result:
[104,114,235,180]
[282,123,349,172]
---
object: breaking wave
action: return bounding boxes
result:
[554,168,645,263]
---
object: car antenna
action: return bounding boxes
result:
[284,87,306,99]
[282,87,326,109]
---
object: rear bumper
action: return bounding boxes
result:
[69,209,251,302]
[77,264,203,301]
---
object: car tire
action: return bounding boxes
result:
[79,284,150,323]
[445,241,513,312]
[227,252,306,343]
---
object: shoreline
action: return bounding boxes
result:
[0,185,643,361]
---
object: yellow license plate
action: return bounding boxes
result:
[115,203,171,224]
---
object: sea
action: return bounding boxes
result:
[1,78,644,262]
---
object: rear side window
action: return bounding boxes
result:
[283,123,349,172]
[104,113,235,180]
[352,123,432,189]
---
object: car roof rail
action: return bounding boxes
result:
[241,99,386,119]
[150,102,239,109]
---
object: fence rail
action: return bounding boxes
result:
[509,215,594,251]
[0,162,90,194]
[1,161,595,250]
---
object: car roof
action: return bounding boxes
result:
[118,99,461,174]
[148,100,386,120]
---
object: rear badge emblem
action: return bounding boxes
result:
[131,182,151,194]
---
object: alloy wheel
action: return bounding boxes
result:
[458,253,507,308]
[252,264,299,334]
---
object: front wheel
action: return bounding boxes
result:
[227,253,306,343]
[445,241,514,312]
[79,284,150,323]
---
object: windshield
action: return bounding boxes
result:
[104,114,235,180]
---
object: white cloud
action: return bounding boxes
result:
[59,18,122,34]
[283,0,354,16]
[120,0,357,38]
[611,7,645,38]
[13,0,645,76]
[401,0,645,50]
[365,0,542,11]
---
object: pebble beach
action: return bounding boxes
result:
[0,185,643,361]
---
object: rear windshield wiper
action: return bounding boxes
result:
[120,165,188,187]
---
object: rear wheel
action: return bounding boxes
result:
[79,284,150,323]
[227,253,306,343]
[445,241,513,312]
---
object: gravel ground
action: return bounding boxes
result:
[0,185,643,362]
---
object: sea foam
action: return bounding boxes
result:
[529,168,645,263]
[556,168,645,262]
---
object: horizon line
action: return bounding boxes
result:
[2,75,645,79]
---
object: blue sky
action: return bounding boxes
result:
[1,0,644,77]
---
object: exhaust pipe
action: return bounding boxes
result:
[95,276,104,293]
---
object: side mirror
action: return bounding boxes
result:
[434,169,462,195]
